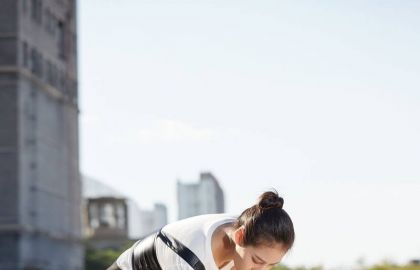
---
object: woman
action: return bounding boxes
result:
[108,190,295,270]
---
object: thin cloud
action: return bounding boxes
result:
[108,119,230,144]
[136,119,219,143]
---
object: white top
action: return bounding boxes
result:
[116,213,237,270]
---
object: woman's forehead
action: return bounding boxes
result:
[250,243,286,264]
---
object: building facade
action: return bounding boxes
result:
[82,176,168,241]
[0,0,82,269]
[177,172,225,220]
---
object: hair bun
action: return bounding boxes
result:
[258,190,284,210]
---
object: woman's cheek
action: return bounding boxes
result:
[243,254,255,269]
[233,252,247,270]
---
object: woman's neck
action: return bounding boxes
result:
[211,223,236,268]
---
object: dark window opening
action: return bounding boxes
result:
[31,0,42,23]
[58,21,65,60]
[22,41,29,68]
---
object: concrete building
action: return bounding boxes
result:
[0,0,81,269]
[82,176,168,241]
[84,197,128,250]
[177,172,225,220]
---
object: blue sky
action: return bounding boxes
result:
[78,1,420,268]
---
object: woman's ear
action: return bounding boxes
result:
[232,227,245,247]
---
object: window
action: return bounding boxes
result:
[22,0,28,14]
[46,60,52,84]
[44,9,50,32]
[31,0,42,23]
[38,53,43,79]
[57,20,65,60]
[44,9,56,36]
[51,64,58,88]
[51,15,56,36]
[30,48,43,79]
[30,48,36,73]
[58,70,65,89]
[31,0,36,20]
[22,41,29,68]
[69,33,76,56]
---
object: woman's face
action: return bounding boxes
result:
[232,242,287,270]
[231,228,288,270]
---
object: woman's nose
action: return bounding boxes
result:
[256,264,274,270]
[251,265,266,270]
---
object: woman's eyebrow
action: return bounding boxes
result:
[254,254,266,263]
[255,254,281,266]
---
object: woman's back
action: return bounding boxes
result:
[116,213,237,270]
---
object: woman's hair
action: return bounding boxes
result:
[233,190,295,249]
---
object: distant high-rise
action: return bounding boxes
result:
[0,0,81,269]
[177,172,225,220]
